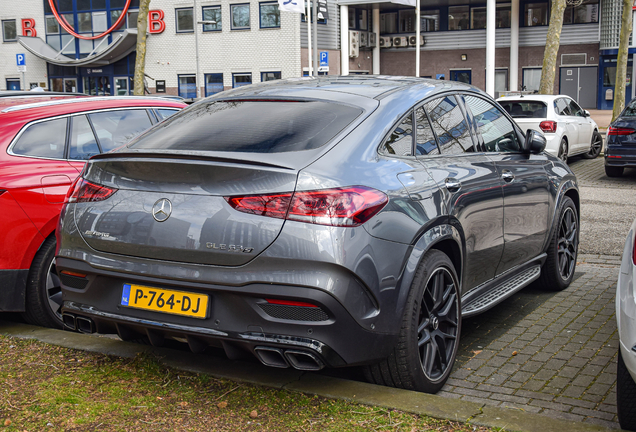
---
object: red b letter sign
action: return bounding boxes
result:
[148,10,166,34]
[22,19,37,37]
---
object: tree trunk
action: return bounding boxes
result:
[538,0,567,94]
[133,0,151,95]
[612,0,634,122]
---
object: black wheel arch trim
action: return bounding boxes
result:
[542,181,579,255]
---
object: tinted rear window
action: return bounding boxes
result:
[499,100,547,118]
[127,100,363,153]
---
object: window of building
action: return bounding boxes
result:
[261,71,281,81]
[349,7,356,28]
[231,4,250,29]
[522,68,542,92]
[260,2,280,28]
[471,7,486,29]
[563,0,599,24]
[359,9,368,30]
[233,73,252,87]
[127,10,139,28]
[6,78,21,91]
[448,6,470,30]
[425,96,474,154]
[421,10,440,32]
[176,8,194,33]
[496,4,511,28]
[380,12,397,33]
[205,73,224,96]
[524,2,548,26]
[397,9,439,32]
[2,20,17,42]
[384,113,413,156]
[178,75,197,98]
[302,2,327,24]
[203,6,222,31]
[46,17,60,34]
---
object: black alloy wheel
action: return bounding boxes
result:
[22,236,64,329]
[416,266,460,383]
[364,249,461,393]
[583,131,603,159]
[557,206,578,281]
[558,138,568,164]
[538,196,578,291]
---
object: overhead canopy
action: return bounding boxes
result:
[18,29,137,67]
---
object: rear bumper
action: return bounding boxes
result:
[0,269,28,311]
[57,257,399,368]
[605,148,636,167]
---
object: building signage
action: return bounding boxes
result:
[16,54,26,72]
[320,51,328,67]
[317,0,329,20]
[21,19,37,37]
[149,10,166,34]
[156,80,166,93]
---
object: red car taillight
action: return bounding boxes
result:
[608,126,636,136]
[539,121,557,133]
[65,178,117,204]
[226,186,388,227]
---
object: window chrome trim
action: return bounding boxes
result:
[6,107,162,161]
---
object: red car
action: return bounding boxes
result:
[0,96,187,328]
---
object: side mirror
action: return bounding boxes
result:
[524,129,546,154]
[584,110,591,117]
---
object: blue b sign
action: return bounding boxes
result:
[320,51,328,67]
[16,54,26,66]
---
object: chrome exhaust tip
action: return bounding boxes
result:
[254,346,290,368]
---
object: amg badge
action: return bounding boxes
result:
[206,243,254,253]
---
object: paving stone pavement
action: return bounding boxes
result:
[568,155,636,189]
[445,259,620,428]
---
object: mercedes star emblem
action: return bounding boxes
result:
[152,198,172,222]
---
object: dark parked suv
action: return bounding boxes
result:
[56,77,579,393]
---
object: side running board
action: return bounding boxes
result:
[461,265,541,318]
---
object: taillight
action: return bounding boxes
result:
[539,121,557,133]
[226,186,388,227]
[65,178,117,204]
[608,126,636,136]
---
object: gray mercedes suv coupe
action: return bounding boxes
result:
[56,76,579,393]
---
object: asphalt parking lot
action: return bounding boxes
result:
[442,154,635,429]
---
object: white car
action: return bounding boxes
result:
[616,218,636,431]
[497,94,603,163]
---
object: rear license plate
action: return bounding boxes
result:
[121,284,209,319]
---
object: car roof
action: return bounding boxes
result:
[208,75,477,104]
[0,94,88,110]
[496,94,568,103]
[0,96,187,123]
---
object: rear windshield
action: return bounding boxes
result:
[498,101,548,118]
[127,100,363,153]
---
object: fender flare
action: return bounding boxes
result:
[542,179,579,254]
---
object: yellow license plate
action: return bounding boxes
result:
[121,283,209,319]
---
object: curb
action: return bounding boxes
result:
[0,321,616,432]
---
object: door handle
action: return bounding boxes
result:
[501,170,515,183]
[444,177,461,192]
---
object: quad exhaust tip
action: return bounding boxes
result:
[254,346,289,368]
[61,313,95,334]
[62,313,76,331]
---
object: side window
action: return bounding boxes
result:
[155,109,180,120]
[555,98,571,116]
[567,99,583,116]
[414,106,439,156]
[12,118,67,159]
[424,95,473,154]
[88,109,153,152]
[464,95,521,152]
[69,115,100,160]
[383,113,413,156]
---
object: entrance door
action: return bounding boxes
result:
[6,79,20,91]
[114,77,129,95]
[560,66,598,109]
[83,76,112,95]
[450,70,471,84]
[64,78,77,93]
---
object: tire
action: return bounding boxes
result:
[21,237,63,329]
[605,165,624,178]
[364,249,461,393]
[582,131,603,159]
[618,349,636,431]
[538,196,578,291]
[557,138,568,164]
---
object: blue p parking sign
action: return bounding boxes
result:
[16,54,26,66]
[320,52,328,67]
